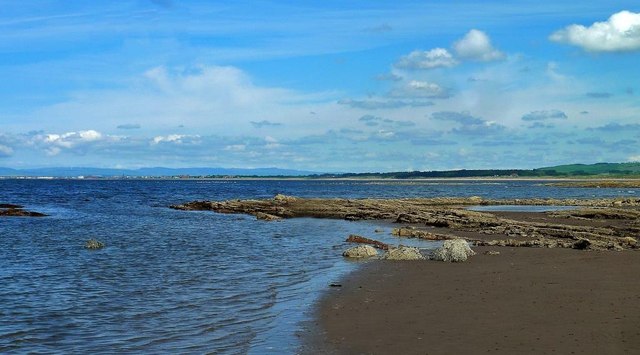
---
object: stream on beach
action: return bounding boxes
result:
[0,179,636,353]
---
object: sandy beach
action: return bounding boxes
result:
[309,247,640,354]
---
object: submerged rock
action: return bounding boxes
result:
[383,246,425,260]
[342,245,378,258]
[431,239,476,262]
[85,239,105,250]
[484,250,500,255]
[255,212,282,221]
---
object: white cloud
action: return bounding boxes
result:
[390,80,449,98]
[550,11,640,52]
[28,130,120,156]
[629,155,640,162]
[395,48,458,69]
[152,134,200,145]
[453,29,504,61]
[0,144,13,157]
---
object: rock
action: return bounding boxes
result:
[431,239,476,262]
[484,250,500,255]
[572,238,591,250]
[85,239,105,250]
[0,207,47,217]
[383,246,425,260]
[469,196,483,203]
[346,234,389,250]
[391,227,456,240]
[620,237,637,247]
[0,203,23,209]
[342,245,378,258]
[255,212,282,221]
[274,194,297,203]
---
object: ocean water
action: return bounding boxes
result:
[0,179,636,353]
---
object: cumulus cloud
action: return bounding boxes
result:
[27,130,121,156]
[338,99,434,109]
[250,120,283,128]
[521,110,568,121]
[550,11,640,52]
[117,123,141,129]
[395,48,458,69]
[453,29,504,61]
[152,134,201,145]
[390,80,449,99]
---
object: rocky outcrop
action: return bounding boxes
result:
[346,235,389,250]
[383,246,425,260]
[170,195,640,251]
[391,227,457,240]
[0,204,47,217]
[343,245,378,258]
[85,239,105,250]
[431,239,476,262]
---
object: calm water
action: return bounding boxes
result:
[0,179,636,353]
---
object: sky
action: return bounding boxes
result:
[0,0,639,172]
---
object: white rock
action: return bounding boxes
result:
[342,245,378,258]
[431,239,476,262]
[383,245,425,260]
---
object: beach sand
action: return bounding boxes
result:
[308,247,640,354]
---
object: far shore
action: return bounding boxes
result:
[2,176,640,182]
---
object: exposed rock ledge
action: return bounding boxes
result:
[0,204,47,217]
[170,195,640,251]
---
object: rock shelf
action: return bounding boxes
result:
[171,195,640,251]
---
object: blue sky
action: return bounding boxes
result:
[1,0,639,172]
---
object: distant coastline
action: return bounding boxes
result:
[2,162,640,180]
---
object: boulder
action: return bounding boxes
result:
[342,245,378,258]
[85,239,105,250]
[431,239,476,262]
[383,246,425,260]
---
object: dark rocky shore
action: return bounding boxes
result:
[171,195,640,251]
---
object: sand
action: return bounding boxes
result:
[309,247,640,354]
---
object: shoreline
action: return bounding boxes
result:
[171,195,640,352]
[309,247,640,354]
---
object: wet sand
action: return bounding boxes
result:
[310,247,640,354]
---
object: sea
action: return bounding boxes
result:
[0,179,636,354]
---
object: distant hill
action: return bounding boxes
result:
[2,162,639,178]
[0,166,320,177]
[312,162,640,179]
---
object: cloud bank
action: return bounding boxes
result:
[550,11,640,52]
